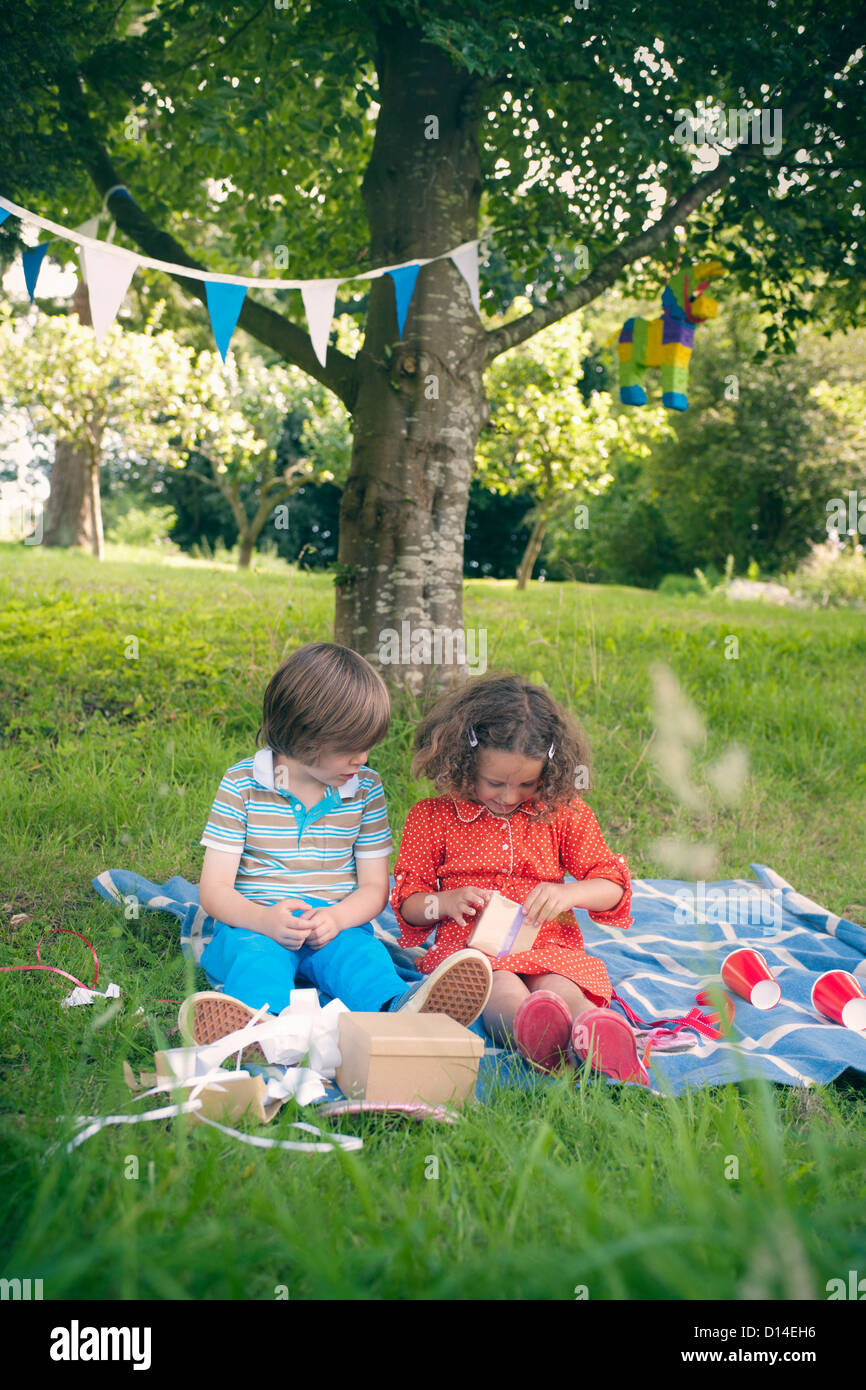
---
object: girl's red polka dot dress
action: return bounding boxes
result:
[390,795,634,1007]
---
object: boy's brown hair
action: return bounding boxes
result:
[257,642,391,761]
[411,673,592,820]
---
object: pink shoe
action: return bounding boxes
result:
[513,991,573,1072]
[572,1006,650,1086]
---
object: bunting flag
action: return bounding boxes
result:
[74,217,102,249]
[450,242,481,315]
[387,263,421,338]
[22,242,50,302]
[204,280,247,361]
[80,243,138,342]
[301,279,339,367]
[75,214,116,250]
[0,193,483,360]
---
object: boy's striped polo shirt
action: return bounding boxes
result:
[201,747,392,905]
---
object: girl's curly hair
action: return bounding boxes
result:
[411,672,592,820]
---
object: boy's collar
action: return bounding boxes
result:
[449,794,542,822]
[253,747,360,799]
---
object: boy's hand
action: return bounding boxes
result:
[300,907,341,950]
[260,899,314,950]
[439,887,491,928]
[521,882,574,928]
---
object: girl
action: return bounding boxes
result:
[390,673,648,1084]
[183,642,492,1048]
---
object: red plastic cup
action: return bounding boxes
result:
[811,970,866,1032]
[721,948,781,1010]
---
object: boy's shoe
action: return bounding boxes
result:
[571,1005,650,1086]
[387,949,492,1027]
[177,990,270,1062]
[513,990,573,1072]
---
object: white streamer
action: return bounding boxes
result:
[62,1098,203,1152]
[60,1100,359,1154]
[192,1115,362,1153]
[61,981,121,1008]
[164,994,347,1077]
[51,992,360,1156]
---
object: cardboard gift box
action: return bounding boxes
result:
[467,889,540,958]
[124,1056,285,1126]
[336,1012,484,1105]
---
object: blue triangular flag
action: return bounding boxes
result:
[0,208,11,226]
[204,281,247,361]
[387,263,420,338]
[22,242,50,302]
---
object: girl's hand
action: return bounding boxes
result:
[260,899,313,950]
[439,887,492,928]
[521,882,574,928]
[299,907,341,950]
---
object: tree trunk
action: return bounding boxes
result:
[234,478,304,570]
[516,509,549,591]
[42,278,102,553]
[88,448,105,560]
[42,437,96,550]
[334,21,487,692]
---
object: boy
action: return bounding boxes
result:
[180,642,491,1045]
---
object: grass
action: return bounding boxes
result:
[1,540,865,1301]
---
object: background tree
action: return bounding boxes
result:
[176,348,351,569]
[0,305,199,559]
[541,307,866,585]
[0,296,353,568]
[477,307,670,588]
[640,310,866,575]
[2,0,865,684]
[40,279,98,550]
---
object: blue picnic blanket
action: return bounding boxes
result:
[92,865,866,1098]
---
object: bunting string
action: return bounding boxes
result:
[0,193,481,363]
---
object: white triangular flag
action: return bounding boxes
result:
[74,218,118,290]
[81,243,137,342]
[450,242,480,314]
[301,279,339,367]
[74,216,102,251]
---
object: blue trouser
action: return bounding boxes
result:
[199,896,405,1014]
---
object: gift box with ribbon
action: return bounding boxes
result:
[467,890,540,958]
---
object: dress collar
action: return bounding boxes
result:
[253,747,360,800]
[449,794,542,822]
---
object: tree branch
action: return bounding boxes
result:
[222,481,250,537]
[262,465,309,495]
[483,152,752,363]
[483,8,866,364]
[57,72,359,412]
[158,1,271,77]
[267,479,310,503]
[179,467,216,488]
[482,72,839,364]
